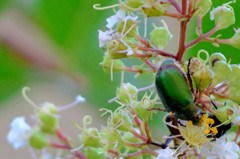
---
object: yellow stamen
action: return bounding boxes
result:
[206,118,215,125]
[205,124,209,128]
[211,127,218,135]
[204,129,210,134]
[188,120,193,125]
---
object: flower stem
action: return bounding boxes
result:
[169,0,182,13]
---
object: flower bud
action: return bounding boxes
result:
[80,128,103,148]
[196,0,212,17]
[213,106,235,125]
[142,4,164,17]
[86,147,107,159]
[209,53,227,67]
[117,19,138,38]
[135,93,155,121]
[189,58,212,91]
[39,102,58,129]
[101,128,124,149]
[150,22,172,49]
[123,131,141,144]
[117,83,138,104]
[100,52,125,73]
[228,28,240,49]
[113,112,133,132]
[126,0,143,9]
[40,124,56,135]
[29,130,49,149]
[210,4,235,30]
[225,65,240,104]
[211,61,231,87]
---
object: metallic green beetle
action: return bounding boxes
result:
[155,59,200,123]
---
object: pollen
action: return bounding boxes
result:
[188,120,193,125]
[204,129,210,134]
[205,124,209,128]
[211,127,218,135]
[206,118,215,125]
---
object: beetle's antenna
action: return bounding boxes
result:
[211,100,218,109]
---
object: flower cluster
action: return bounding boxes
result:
[7,0,240,158]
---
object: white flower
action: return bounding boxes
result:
[157,147,177,159]
[106,10,138,29]
[201,137,240,159]
[98,30,113,47]
[75,94,86,103]
[7,116,32,149]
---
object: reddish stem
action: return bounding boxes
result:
[197,16,203,35]
[175,0,188,62]
[144,60,156,70]
[124,66,142,73]
[126,142,148,148]
[131,129,148,141]
[169,0,182,13]
[185,26,219,49]
[50,142,71,149]
[164,11,186,19]
[56,128,68,143]
[133,52,152,58]
[234,126,240,142]
[144,121,151,140]
[137,35,150,47]
[108,149,120,156]
[136,45,176,58]
[188,0,193,15]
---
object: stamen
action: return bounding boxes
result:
[58,95,86,111]
[211,127,218,135]
[204,129,210,134]
[93,4,120,10]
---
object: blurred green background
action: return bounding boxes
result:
[0,0,239,157]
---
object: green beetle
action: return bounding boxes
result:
[155,59,200,123]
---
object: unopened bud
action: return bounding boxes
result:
[39,103,58,129]
[80,128,103,148]
[100,52,125,73]
[86,147,107,159]
[29,130,49,149]
[117,19,138,38]
[209,53,227,67]
[210,4,235,30]
[213,106,235,125]
[211,61,231,87]
[189,58,212,91]
[113,112,133,132]
[228,29,240,49]
[126,0,143,9]
[196,0,212,17]
[117,83,138,104]
[150,21,172,49]
[142,4,164,17]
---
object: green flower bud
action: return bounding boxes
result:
[117,83,138,104]
[113,112,133,132]
[80,128,103,148]
[101,128,124,149]
[150,21,172,49]
[100,52,125,73]
[135,93,155,121]
[29,130,49,149]
[123,131,142,143]
[213,106,235,125]
[189,58,212,91]
[210,4,235,30]
[209,53,227,67]
[39,102,58,129]
[40,124,56,135]
[126,0,143,8]
[228,29,240,49]
[142,3,164,17]
[117,19,138,38]
[86,147,107,159]
[211,61,232,87]
[225,65,240,104]
[196,0,212,17]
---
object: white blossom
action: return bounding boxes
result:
[7,116,32,149]
[201,137,240,159]
[98,30,113,47]
[157,147,177,159]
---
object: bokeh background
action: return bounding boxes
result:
[0,0,239,158]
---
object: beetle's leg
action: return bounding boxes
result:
[211,100,218,109]
[147,107,167,112]
[187,57,195,94]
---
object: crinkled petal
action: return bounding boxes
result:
[98,30,113,47]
